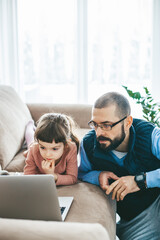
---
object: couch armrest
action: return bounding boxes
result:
[27,103,92,129]
[0,218,110,240]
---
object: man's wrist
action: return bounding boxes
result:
[134,172,147,190]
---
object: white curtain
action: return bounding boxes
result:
[0,0,22,97]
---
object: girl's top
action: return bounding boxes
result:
[23,141,78,186]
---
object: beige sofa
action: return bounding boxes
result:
[0,85,116,240]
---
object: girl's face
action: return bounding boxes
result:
[38,139,65,163]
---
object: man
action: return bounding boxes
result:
[78,92,160,240]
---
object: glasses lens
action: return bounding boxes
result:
[88,121,112,131]
[88,121,95,129]
[101,123,112,131]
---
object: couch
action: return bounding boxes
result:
[0,85,116,240]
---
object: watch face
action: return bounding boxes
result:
[136,175,143,181]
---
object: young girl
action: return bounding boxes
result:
[23,113,79,186]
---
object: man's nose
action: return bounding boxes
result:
[95,126,104,136]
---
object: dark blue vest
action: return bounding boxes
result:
[83,119,160,220]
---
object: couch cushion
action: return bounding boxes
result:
[75,128,90,141]
[58,182,116,240]
[5,149,26,172]
[0,85,32,169]
[27,103,92,129]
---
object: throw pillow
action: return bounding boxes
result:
[0,85,32,169]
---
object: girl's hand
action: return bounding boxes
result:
[41,159,55,174]
[41,160,58,182]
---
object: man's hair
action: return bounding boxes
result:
[94,92,131,118]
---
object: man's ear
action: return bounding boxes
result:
[125,115,133,130]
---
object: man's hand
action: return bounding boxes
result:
[106,176,140,201]
[99,171,119,191]
[41,160,58,181]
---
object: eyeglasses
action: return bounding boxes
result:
[88,116,127,131]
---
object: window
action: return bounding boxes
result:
[1,0,154,110]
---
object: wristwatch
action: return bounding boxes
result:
[134,172,147,190]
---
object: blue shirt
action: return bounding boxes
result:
[78,127,160,188]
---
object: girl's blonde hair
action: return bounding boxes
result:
[34,113,79,152]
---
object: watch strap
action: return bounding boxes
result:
[134,172,147,190]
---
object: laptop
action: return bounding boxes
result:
[0,174,73,221]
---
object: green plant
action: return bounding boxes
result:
[123,86,160,127]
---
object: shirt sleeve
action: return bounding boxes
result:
[146,169,160,188]
[151,127,160,159]
[146,128,160,188]
[23,146,40,175]
[78,141,101,186]
[56,144,78,186]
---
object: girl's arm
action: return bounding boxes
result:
[23,146,40,175]
[56,145,78,186]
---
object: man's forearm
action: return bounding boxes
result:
[78,170,101,185]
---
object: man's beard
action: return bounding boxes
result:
[97,125,126,152]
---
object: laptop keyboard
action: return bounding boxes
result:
[60,207,66,215]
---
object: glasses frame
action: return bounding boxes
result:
[88,116,127,131]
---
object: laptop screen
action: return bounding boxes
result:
[0,175,62,221]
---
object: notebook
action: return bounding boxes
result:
[0,174,73,221]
